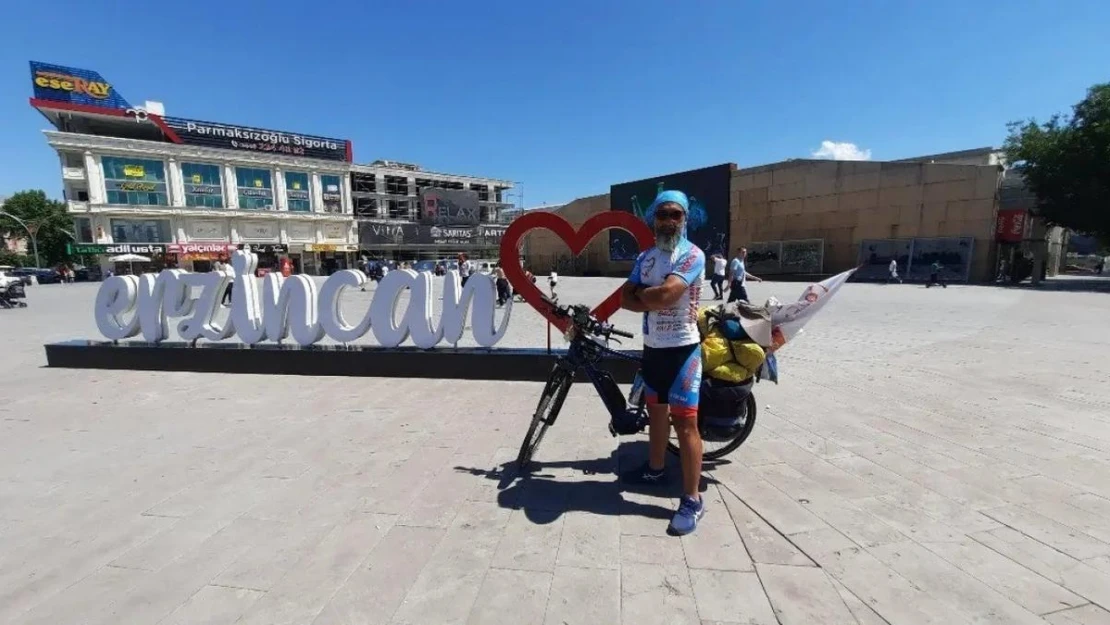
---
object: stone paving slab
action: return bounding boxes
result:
[2,277,1110,624]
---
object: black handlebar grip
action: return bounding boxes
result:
[610,328,634,339]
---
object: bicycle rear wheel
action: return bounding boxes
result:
[517,364,574,470]
[667,391,758,461]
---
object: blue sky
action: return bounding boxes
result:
[2,0,1108,207]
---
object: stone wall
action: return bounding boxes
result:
[730,159,1003,280]
[521,193,619,275]
[518,157,1007,281]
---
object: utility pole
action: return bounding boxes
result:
[0,210,41,268]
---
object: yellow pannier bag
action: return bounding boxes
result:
[697,308,767,383]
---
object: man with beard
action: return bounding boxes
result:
[619,190,707,535]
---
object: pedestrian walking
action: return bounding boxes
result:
[726,247,762,303]
[926,260,947,288]
[888,259,902,284]
[709,253,727,299]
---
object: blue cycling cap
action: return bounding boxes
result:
[650,190,689,213]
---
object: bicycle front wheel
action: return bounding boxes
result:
[517,364,574,470]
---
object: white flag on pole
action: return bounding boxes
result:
[767,267,856,352]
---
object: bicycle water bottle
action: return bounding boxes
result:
[628,372,645,407]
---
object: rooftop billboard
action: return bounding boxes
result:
[29,61,351,162]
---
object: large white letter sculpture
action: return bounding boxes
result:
[260,271,325,345]
[94,274,141,340]
[178,268,235,342]
[93,250,512,349]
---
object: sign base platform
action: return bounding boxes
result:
[43,341,641,383]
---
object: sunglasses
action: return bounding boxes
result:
[654,209,684,221]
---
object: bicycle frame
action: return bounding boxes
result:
[519,302,760,470]
[555,331,647,427]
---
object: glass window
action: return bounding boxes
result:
[470,183,490,201]
[235,167,274,210]
[74,218,93,243]
[101,156,168,206]
[285,171,311,212]
[388,199,410,219]
[110,218,172,243]
[354,196,378,217]
[321,175,342,213]
[385,175,409,195]
[351,172,376,193]
[181,162,224,208]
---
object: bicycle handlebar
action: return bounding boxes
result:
[550,302,634,341]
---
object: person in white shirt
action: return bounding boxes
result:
[548,270,558,299]
[709,253,727,299]
[457,253,471,286]
[888,258,902,284]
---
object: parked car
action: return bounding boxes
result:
[0,270,19,288]
[413,260,437,274]
[32,268,62,284]
[74,265,102,282]
[0,266,33,286]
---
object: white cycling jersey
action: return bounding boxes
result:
[629,240,705,349]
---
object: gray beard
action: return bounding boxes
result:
[655,232,680,252]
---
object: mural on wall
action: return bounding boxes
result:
[743,240,824,275]
[780,240,824,274]
[856,237,974,282]
[609,164,732,261]
[856,239,914,281]
[745,242,782,274]
[907,237,975,282]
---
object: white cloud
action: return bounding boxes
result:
[811,140,872,161]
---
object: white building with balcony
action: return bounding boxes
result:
[26,59,518,275]
[49,129,357,275]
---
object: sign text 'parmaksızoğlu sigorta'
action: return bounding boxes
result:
[94,250,512,349]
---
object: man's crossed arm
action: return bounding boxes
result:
[621,275,688,313]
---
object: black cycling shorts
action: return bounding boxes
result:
[641,343,702,418]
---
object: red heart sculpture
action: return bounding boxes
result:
[499,210,655,332]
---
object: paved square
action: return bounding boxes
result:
[2,276,1110,624]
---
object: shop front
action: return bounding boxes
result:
[236,220,284,273]
[994,208,1031,282]
[165,242,231,272]
[303,243,358,275]
[285,221,316,274]
[357,221,507,262]
[237,243,289,274]
[162,242,290,273]
[66,243,169,275]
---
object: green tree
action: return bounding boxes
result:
[1003,83,1110,242]
[0,189,74,267]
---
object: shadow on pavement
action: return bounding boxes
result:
[454,440,717,525]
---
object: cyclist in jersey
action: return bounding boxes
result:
[619,189,707,535]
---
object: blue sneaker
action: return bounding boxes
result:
[621,462,668,486]
[669,495,705,535]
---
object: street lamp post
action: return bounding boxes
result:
[0,210,41,268]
